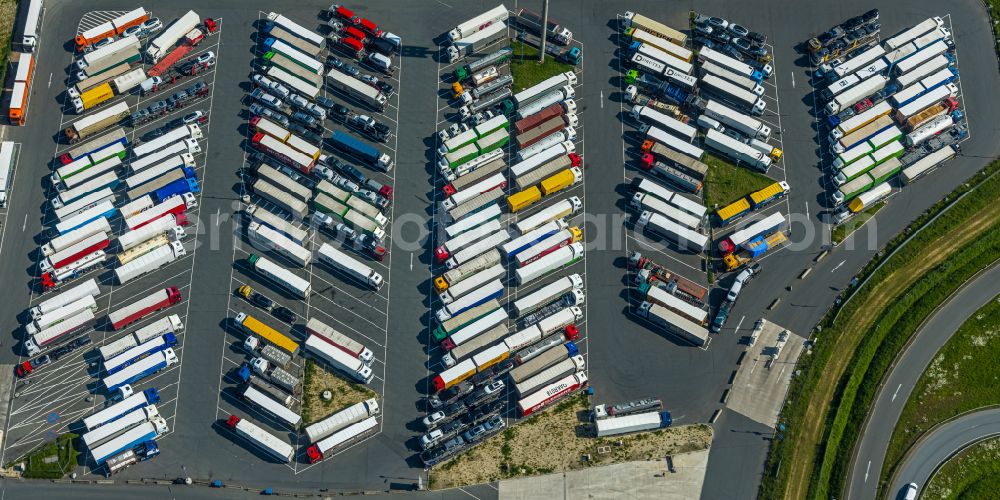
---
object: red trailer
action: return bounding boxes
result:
[148,29,204,77]
[344,26,366,43]
[48,234,110,270]
[332,5,357,24]
[517,372,587,416]
[338,37,364,59]
[516,115,570,149]
[108,287,182,330]
[514,103,566,135]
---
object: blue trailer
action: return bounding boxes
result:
[82,388,160,431]
[154,172,199,202]
[330,130,394,172]
[104,334,177,375]
[500,222,564,260]
[102,349,178,393]
[91,418,167,465]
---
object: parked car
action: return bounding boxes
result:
[427,381,473,410]
[93,36,116,49]
[314,95,337,110]
[249,103,290,127]
[195,51,216,65]
[251,88,284,111]
[141,18,163,33]
[289,123,323,144]
[462,414,504,443]
[460,399,504,425]
[728,24,750,38]
[290,111,320,130]
[252,74,290,99]
[122,25,143,39]
[237,285,273,310]
[329,103,350,122]
[182,110,207,124]
[287,93,309,110]
[313,164,335,182]
[272,306,295,323]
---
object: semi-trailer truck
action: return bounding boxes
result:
[306,415,378,463]
[101,349,178,393]
[517,371,587,416]
[100,315,183,361]
[514,242,583,285]
[64,101,131,143]
[514,355,585,396]
[107,287,182,330]
[25,308,96,356]
[329,130,393,172]
[595,411,672,437]
[447,5,508,42]
[703,129,771,172]
[433,249,501,292]
[90,416,168,465]
[304,334,374,383]
[114,241,186,284]
[447,22,508,63]
[224,415,294,463]
[305,317,374,364]
[511,274,583,317]
[316,242,384,290]
[304,398,380,444]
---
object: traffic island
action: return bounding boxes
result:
[510,41,576,91]
[924,435,1000,498]
[701,153,776,209]
[428,394,712,489]
[8,433,79,479]
[831,201,886,245]
[300,360,376,426]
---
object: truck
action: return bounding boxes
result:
[101,349,178,393]
[248,253,311,298]
[64,101,130,143]
[306,416,378,463]
[305,398,380,444]
[826,76,890,115]
[103,334,177,376]
[304,334,373,383]
[515,114,578,149]
[104,440,159,476]
[29,275,100,319]
[514,152,581,191]
[515,7,572,45]
[461,75,514,104]
[455,47,513,81]
[515,242,583,285]
[145,11,201,62]
[637,281,708,324]
[500,221,568,260]
[119,218,184,253]
[515,355,585,396]
[80,386,154,430]
[515,102,572,134]
[224,415,294,463]
[107,287,182,331]
[248,221,311,268]
[700,74,766,115]
[513,226,582,267]
[514,127,576,163]
[315,240,383,289]
[515,91,577,121]
[90,416,168,465]
[147,28,205,77]
[71,82,115,113]
[432,299,502,342]
[448,4,509,42]
[703,100,771,141]
[511,273,584,317]
[434,249,501,293]
[512,72,579,109]
[595,411,672,437]
[240,358,299,394]
[100,315,183,362]
[245,204,309,245]
[703,129,771,172]
[444,230,510,270]
[77,36,141,70]
[25,295,98,336]
[125,197,189,231]
[329,130,393,172]
[239,384,300,427]
[514,195,582,235]
[326,67,387,111]
[305,317,374,364]
[435,280,504,323]
[24,308,95,356]
[637,301,709,346]
[458,87,514,120]
[114,241,186,284]
[39,233,110,272]
[517,371,587,416]
[593,397,663,419]
[446,157,507,195]
[252,179,307,219]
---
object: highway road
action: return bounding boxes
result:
[888,408,1000,497]
[846,264,1000,499]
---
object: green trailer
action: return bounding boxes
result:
[475,129,509,154]
[442,143,481,170]
[868,157,902,184]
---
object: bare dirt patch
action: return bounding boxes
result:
[430,394,713,490]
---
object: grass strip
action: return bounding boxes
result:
[701,153,776,209]
[880,290,1000,487]
[759,160,1000,499]
[15,433,79,479]
[510,40,574,92]
[925,436,1000,499]
[831,201,885,245]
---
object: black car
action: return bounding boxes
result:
[148,100,168,116]
[272,306,295,323]
[329,103,350,122]
[375,80,394,96]
[747,31,766,47]
[461,399,503,425]
[289,123,324,144]
[51,335,92,360]
[338,163,367,184]
[861,9,879,23]
[427,380,473,410]
[441,401,466,419]
[469,359,514,386]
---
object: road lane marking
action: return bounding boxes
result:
[831,260,846,273]
[790,71,795,88]
[600,89,603,108]
[864,460,871,482]
[891,383,902,402]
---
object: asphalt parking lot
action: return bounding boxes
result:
[0,7,222,475]
[0,0,996,498]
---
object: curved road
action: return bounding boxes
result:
[846,264,1000,499]
[888,408,1000,494]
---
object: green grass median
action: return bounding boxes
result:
[701,153,776,209]
[510,41,574,91]
[14,433,80,479]
[760,161,1000,500]
[925,436,1000,499]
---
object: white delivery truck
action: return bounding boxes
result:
[515,242,584,285]
[114,241,186,284]
[304,398,380,443]
[511,274,584,317]
[248,221,311,267]
[305,317,374,364]
[29,278,100,320]
[703,129,771,172]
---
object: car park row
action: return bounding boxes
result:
[805,13,967,224]
[420,4,590,466]
[5,8,223,476]
[215,5,400,468]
